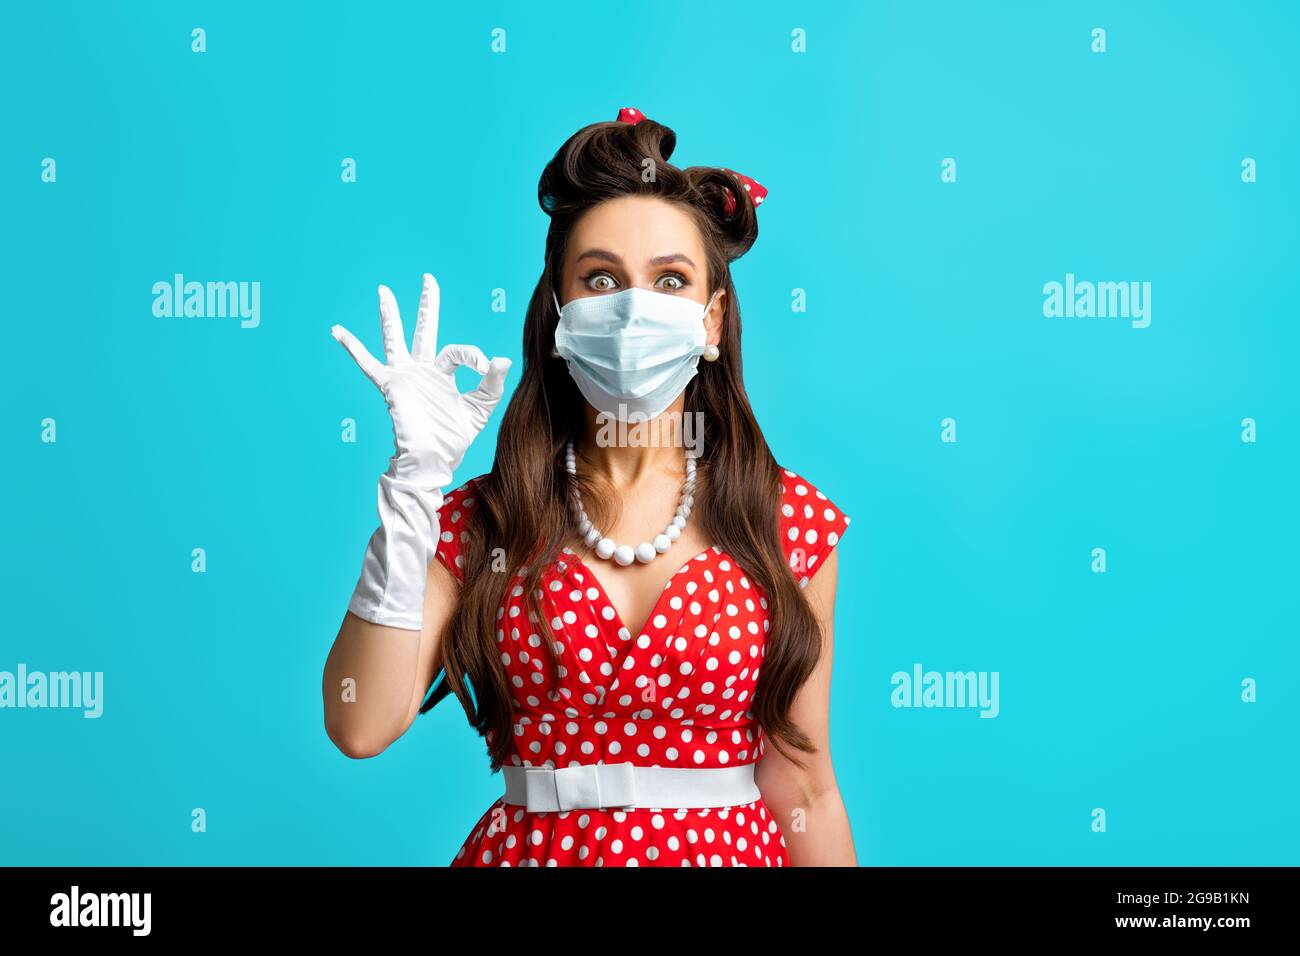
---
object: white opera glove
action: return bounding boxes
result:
[331,273,511,630]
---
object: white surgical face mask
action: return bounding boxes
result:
[551,286,720,421]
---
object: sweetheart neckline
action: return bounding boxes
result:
[561,543,724,645]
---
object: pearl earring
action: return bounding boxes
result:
[703,344,720,362]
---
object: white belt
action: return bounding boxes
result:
[502,761,761,812]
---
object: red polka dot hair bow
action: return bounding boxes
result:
[616,106,768,216]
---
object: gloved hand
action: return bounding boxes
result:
[332,273,511,629]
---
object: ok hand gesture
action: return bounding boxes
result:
[331,273,511,488]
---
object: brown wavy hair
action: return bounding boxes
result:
[420,113,824,771]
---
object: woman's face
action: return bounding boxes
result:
[558,195,725,349]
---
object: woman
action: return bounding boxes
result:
[322,107,856,866]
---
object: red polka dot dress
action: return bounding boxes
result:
[436,467,850,867]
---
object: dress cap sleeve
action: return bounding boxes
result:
[776,467,850,588]
[433,475,487,584]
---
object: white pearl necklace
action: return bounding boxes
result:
[565,439,696,567]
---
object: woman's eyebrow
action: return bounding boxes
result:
[574,249,697,270]
[649,253,696,269]
[575,248,624,266]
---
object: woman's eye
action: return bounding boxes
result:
[657,273,686,291]
[587,273,617,291]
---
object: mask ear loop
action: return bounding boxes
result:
[701,288,722,361]
[550,288,564,357]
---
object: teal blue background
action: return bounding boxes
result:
[2,1,1296,865]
